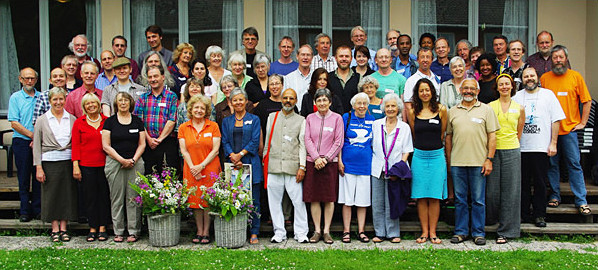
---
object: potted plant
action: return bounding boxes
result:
[201,171,255,248]
[131,165,194,247]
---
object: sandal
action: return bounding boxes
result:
[450,234,467,244]
[372,236,384,243]
[127,234,139,243]
[192,235,202,244]
[390,237,401,243]
[323,233,334,244]
[496,235,508,244]
[579,205,592,216]
[430,237,442,244]
[98,232,108,242]
[114,235,124,242]
[51,231,61,243]
[86,232,97,242]
[416,236,428,243]
[547,199,560,208]
[358,232,370,243]
[309,232,321,243]
[200,235,211,245]
[59,231,71,242]
[341,232,351,243]
[473,236,486,246]
[250,235,259,244]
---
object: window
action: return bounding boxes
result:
[412,0,535,53]
[129,0,178,61]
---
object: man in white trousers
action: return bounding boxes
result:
[263,88,309,243]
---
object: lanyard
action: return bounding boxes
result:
[381,125,399,177]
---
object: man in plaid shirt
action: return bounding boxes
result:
[134,65,179,174]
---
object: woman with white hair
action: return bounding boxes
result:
[439,56,466,109]
[245,54,271,104]
[138,52,175,89]
[228,53,252,90]
[370,93,413,243]
[358,76,384,119]
[206,45,232,85]
[338,92,375,243]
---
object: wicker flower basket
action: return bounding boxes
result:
[147,213,181,247]
[212,212,247,248]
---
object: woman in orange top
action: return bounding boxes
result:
[178,94,221,244]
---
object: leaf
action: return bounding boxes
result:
[231,207,238,216]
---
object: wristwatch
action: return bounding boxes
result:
[486,157,494,162]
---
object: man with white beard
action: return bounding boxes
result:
[68,34,101,80]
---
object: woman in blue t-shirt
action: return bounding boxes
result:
[338,92,375,243]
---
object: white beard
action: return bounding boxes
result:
[463,95,475,102]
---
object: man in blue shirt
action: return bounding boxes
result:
[393,34,418,79]
[8,67,41,222]
[430,37,453,83]
[269,36,299,76]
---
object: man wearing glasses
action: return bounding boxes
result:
[232,27,268,79]
[112,35,140,81]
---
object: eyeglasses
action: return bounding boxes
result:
[114,44,126,48]
[20,77,36,81]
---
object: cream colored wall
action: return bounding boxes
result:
[244,0,266,52]
[100,0,124,52]
[389,0,411,35]
[585,1,598,98]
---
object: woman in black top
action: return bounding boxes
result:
[476,53,498,103]
[300,68,343,117]
[102,92,146,243]
[352,45,375,78]
[406,78,448,244]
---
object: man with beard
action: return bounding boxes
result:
[65,61,102,118]
[393,34,418,79]
[328,45,360,113]
[263,88,309,244]
[386,29,400,62]
[403,48,440,113]
[513,67,564,227]
[540,45,592,215]
[445,78,499,246]
[527,31,571,78]
[137,25,174,67]
[134,65,179,174]
[112,35,140,81]
[8,68,41,222]
[349,26,377,70]
[68,34,101,80]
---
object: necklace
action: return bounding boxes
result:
[87,115,101,123]
[235,112,246,121]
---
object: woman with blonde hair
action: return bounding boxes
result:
[169,43,197,97]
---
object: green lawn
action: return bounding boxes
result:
[1,248,598,269]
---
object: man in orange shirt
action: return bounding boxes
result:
[540,45,592,216]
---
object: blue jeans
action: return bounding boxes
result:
[371,175,400,238]
[13,138,40,216]
[250,183,261,235]
[548,132,587,206]
[451,166,486,237]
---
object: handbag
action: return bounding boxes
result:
[262,111,280,189]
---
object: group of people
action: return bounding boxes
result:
[8,24,592,246]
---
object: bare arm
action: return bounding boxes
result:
[157,120,175,142]
[102,104,111,117]
[482,132,496,176]
[9,121,33,139]
[445,134,452,166]
[517,106,525,141]
[573,101,592,131]
[548,120,560,157]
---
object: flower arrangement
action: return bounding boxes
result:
[130,166,195,215]
[201,171,255,222]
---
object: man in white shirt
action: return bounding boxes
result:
[403,48,441,114]
[284,45,314,109]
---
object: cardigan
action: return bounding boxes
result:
[221,112,263,184]
[304,110,344,163]
[32,111,76,166]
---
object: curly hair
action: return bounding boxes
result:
[412,78,439,115]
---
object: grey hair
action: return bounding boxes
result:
[253,54,271,72]
[350,26,366,37]
[297,44,313,56]
[461,78,480,89]
[227,53,246,70]
[229,87,248,100]
[551,45,568,58]
[314,33,331,48]
[219,74,238,88]
[139,51,175,87]
[269,74,284,85]
[358,75,379,92]
[350,92,370,107]
[456,39,472,50]
[205,45,224,63]
[68,34,91,53]
[381,93,403,116]
[48,87,67,100]
[449,56,466,69]
[81,61,99,74]
[314,88,332,102]
[60,55,78,67]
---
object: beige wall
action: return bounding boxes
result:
[389,0,412,36]
[586,1,598,98]
[100,0,124,52]
[244,0,266,52]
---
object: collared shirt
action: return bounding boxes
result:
[394,56,417,78]
[101,80,146,115]
[371,117,413,178]
[439,79,462,109]
[430,59,453,83]
[94,71,118,90]
[64,86,103,118]
[284,69,312,107]
[311,54,337,73]
[403,70,441,102]
[526,52,572,79]
[502,63,530,91]
[263,110,306,175]
[446,101,500,166]
[75,55,101,80]
[137,47,174,68]
[350,47,378,71]
[496,55,511,74]
[33,89,51,125]
[8,88,38,140]
[42,110,73,161]
[334,68,354,88]
[133,86,178,138]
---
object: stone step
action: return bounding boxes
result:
[0,201,19,210]
[546,204,598,215]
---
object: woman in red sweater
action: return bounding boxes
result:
[71,93,110,242]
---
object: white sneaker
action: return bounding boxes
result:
[270,236,285,243]
[296,236,309,243]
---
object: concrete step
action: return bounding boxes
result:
[0,201,19,210]
[546,204,598,215]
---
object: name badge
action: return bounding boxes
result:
[323,126,334,132]
[244,120,253,125]
[429,119,439,124]
[372,109,382,114]
[471,117,483,124]
[246,64,252,68]
[365,120,374,124]
[385,89,394,93]
[204,132,212,137]
[509,108,518,113]
[283,135,293,142]
[158,102,166,107]
[129,129,139,133]
[136,91,145,96]
[178,77,186,81]
[396,68,405,73]
[557,92,568,96]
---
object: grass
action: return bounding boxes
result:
[1,248,598,269]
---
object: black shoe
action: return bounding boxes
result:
[535,217,546,227]
[19,215,32,222]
